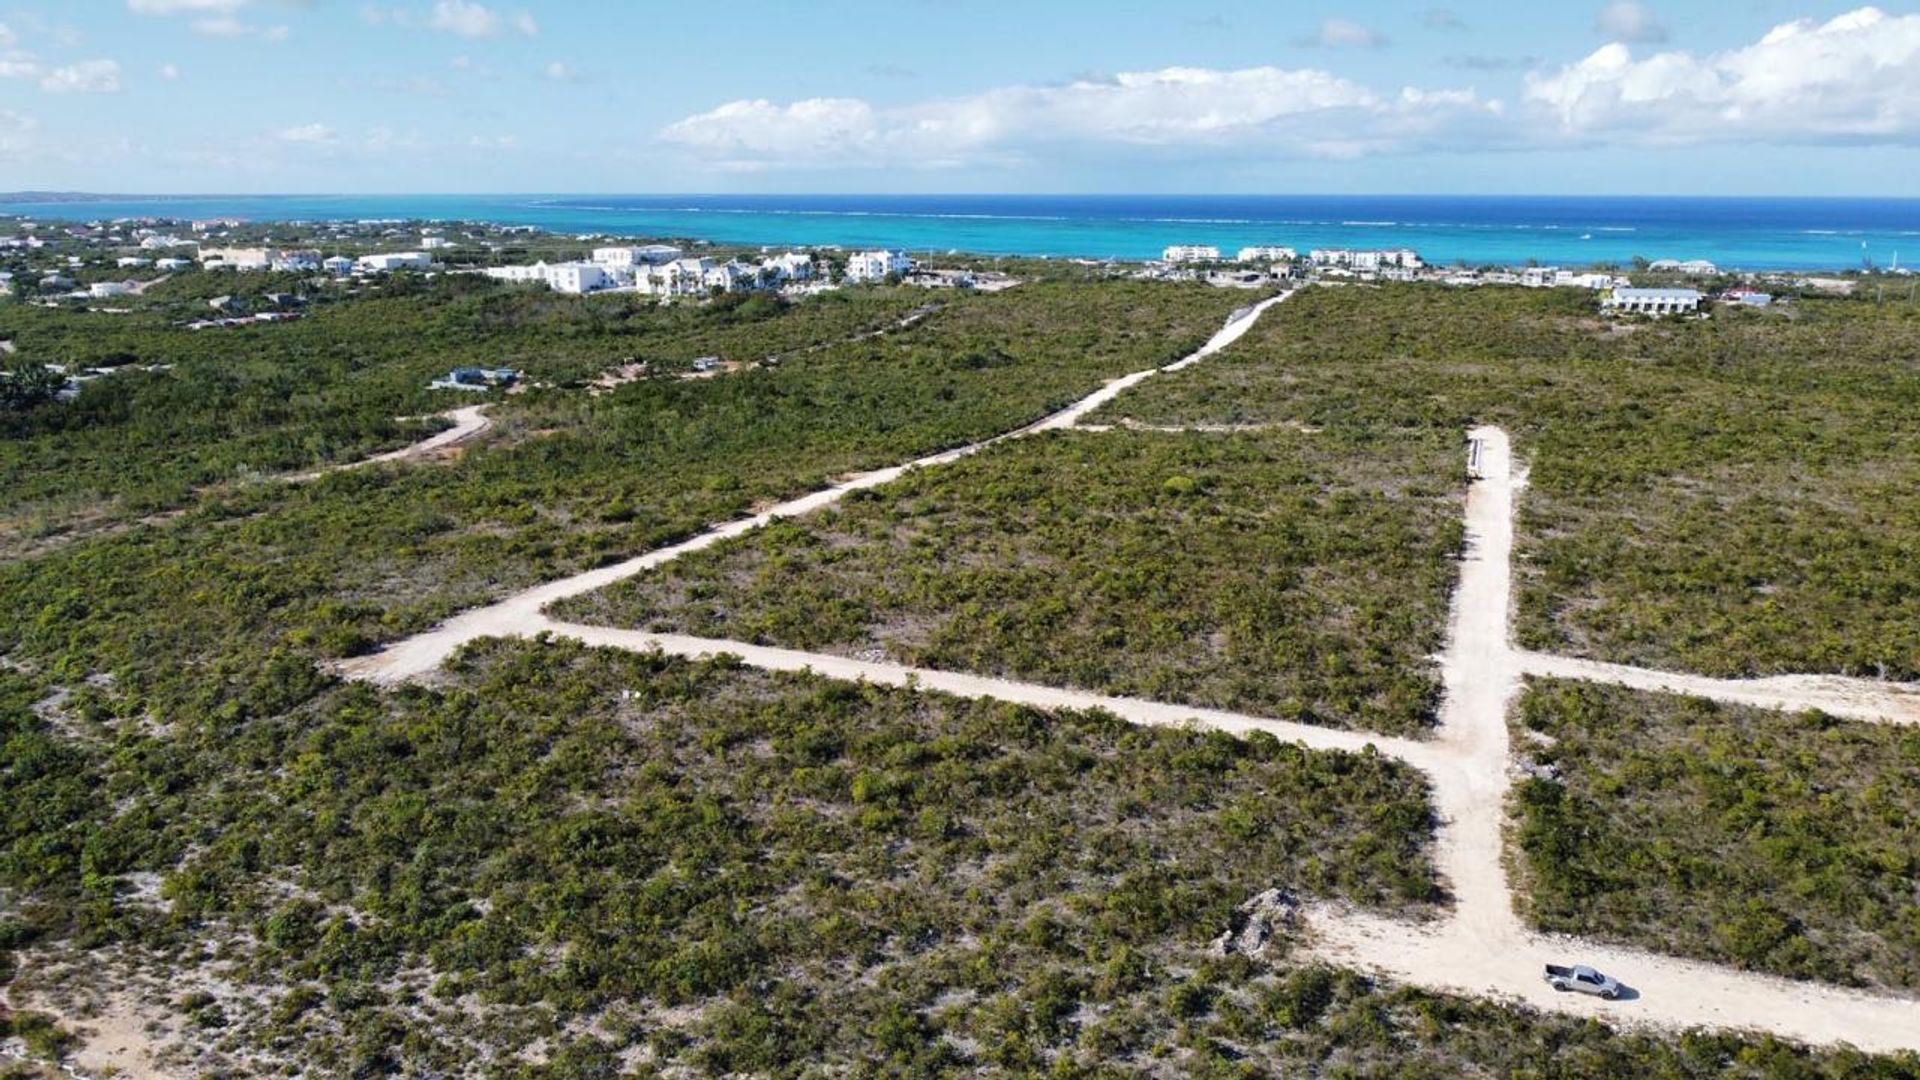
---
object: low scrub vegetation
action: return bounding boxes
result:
[1511,678,1920,990]
[555,428,1464,735]
[3,639,1437,1074]
[1099,284,1920,679]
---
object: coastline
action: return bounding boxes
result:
[4,193,1917,272]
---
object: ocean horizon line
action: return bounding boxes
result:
[5,192,1915,271]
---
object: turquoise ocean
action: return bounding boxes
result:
[3,194,1917,271]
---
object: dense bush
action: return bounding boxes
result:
[556,427,1464,734]
[3,639,1437,1073]
[1100,284,1920,679]
[1511,678,1920,989]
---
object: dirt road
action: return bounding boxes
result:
[337,292,1291,684]
[1517,651,1920,725]
[289,404,492,483]
[333,305,1920,1052]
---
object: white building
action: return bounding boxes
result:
[1603,287,1702,315]
[139,235,193,250]
[1520,266,1558,288]
[271,250,322,272]
[1236,246,1296,263]
[845,249,914,283]
[761,251,814,281]
[1553,270,1618,290]
[90,281,133,298]
[420,236,452,250]
[544,262,610,294]
[1648,259,1719,276]
[200,247,272,271]
[1311,248,1424,271]
[1163,245,1221,263]
[117,256,151,269]
[323,256,355,276]
[155,257,192,272]
[592,245,684,269]
[704,260,759,292]
[484,260,612,294]
[637,258,715,296]
[356,252,433,273]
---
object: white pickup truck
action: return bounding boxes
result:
[1544,963,1622,999]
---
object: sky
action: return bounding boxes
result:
[1,0,1919,195]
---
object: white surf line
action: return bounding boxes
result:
[1516,651,1920,726]
[539,620,1440,769]
[289,404,493,483]
[336,292,1291,685]
[1300,427,1920,1053]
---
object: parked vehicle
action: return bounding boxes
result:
[1544,963,1622,999]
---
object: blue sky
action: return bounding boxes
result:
[2,0,1918,194]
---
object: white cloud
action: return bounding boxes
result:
[1595,0,1668,44]
[468,133,516,149]
[1423,8,1467,31]
[278,122,336,143]
[543,60,577,81]
[661,65,1502,170]
[1307,18,1388,48]
[0,22,15,48]
[0,53,37,80]
[426,0,536,38]
[41,59,121,94]
[191,15,289,40]
[160,63,180,79]
[1529,6,1920,144]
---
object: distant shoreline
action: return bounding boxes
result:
[5,193,1916,272]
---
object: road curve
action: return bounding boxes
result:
[290,404,493,483]
[336,291,1291,685]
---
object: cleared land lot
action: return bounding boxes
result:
[554,427,1465,736]
[1511,677,1920,991]
[1094,284,1920,681]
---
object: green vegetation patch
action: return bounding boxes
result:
[1095,284,1920,680]
[3,638,1436,1074]
[554,428,1464,735]
[1511,678,1920,990]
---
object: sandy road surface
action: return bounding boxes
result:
[1517,651,1920,725]
[332,294,1920,1052]
[289,404,492,483]
[541,620,1435,766]
[337,292,1290,684]
[1300,428,1920,1052]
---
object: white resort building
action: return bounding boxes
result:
[1603,287,1703,315]
[1236,246,1296,263]
[1163,245,1221,263]
[845,250,914,283]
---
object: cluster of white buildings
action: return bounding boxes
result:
[1648,259,1719,276]
[1236,246,1296,263]
[480,246,910,296]
[1602,287,1703,315]
[199,247,326,272]
[1310,248,1424,271]
[1518,266,1622,290]
[1162,245,1221,263]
